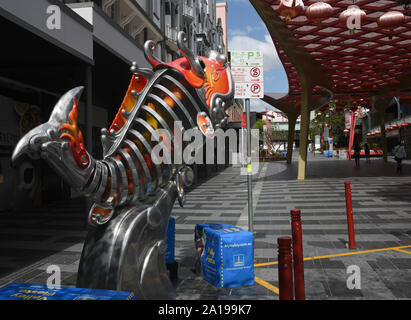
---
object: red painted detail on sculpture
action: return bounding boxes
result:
[108,75,148,135]
[59,97,90,169]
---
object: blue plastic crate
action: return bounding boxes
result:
[0,283,136,300]
[195,223,254,288]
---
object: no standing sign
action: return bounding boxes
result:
[230,51,264,99]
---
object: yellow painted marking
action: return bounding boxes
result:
[254,276,279,295]
[393,248,411,255]
[254,245,411,268]
[254,261,278,267]
[247,164,252,173]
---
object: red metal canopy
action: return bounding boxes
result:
[264,0,411,100]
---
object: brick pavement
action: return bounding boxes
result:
[1,153,411,300]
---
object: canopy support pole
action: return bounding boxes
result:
[297,80,313,180]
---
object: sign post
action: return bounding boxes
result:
[245,98,253,233]
[230,51,264,233]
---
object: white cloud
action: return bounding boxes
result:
[246,22,266,33]
[229,23,265,37]
[228,28,247,36]
[228,34,282,71]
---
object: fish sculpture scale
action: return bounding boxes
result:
[11,32,234,299]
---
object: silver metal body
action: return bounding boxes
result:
[11,31,234,299]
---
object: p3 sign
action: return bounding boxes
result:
[230,50,264,99]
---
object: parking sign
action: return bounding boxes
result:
[230,51,264,99]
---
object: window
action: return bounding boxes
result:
[165,2,171,15]
[143,28,148,42]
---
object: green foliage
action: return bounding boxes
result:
[309,106,346,146]
[253,119,288,142]
[253,118,266,133]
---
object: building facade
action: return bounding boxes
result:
[364,95,411,158]
[0,0,226,212]
[62,0,225,61]
[216,1,227,57]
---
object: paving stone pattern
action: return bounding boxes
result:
[1,155,411,300]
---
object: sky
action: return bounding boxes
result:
[220,0,289,112]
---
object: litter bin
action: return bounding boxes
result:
[195,223,254,288]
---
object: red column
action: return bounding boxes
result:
[291,209,305,300]
[344,181,356,249]
[277,237,294,300]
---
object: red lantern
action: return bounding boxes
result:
[408,121,411,126]
[392,124,400,129]
[339,5,366,35]
[401,123,408,128]
[277,0,304,22]
[344,129,349,134]
[306,2,333,27]
[377,11,405,40]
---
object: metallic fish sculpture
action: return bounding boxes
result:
[11,32,234,299]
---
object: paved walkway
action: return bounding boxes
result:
[1,152,411,300]
[174,153,411,299]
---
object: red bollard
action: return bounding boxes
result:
[344,181,356,249]
[277,237,294,300]
[291,209,305,300]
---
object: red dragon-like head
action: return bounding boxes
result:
[143,31,234,137]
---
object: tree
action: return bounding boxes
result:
[254,119,288,154]
[310,104,347,148]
